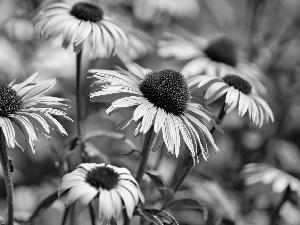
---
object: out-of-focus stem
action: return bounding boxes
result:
[89,204,95,225]
[135,126,155,184]
[0,130,14,225]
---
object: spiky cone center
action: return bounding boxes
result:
[86,166,119,190]
[139,69,189,116]
[0,82,22,117]
[223,75,252,94]
[70,2,104,22]
[204,37,238,67]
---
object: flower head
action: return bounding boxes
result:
[190,74,274,127]
[241,163,300,197]
[58,163,144,223]
[89,63,220,163]
[0,73,71,152]
[34,2,128,58]
[159,33,266,94]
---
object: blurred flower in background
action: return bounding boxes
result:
[132,0,201,23]
[33,2,128,58]
[4,16,34,43]
[159,32,267,94]
[117,25,155,62]
[241,163,300,196]
[89,63,220,163]
[0,73,72,152]
[59,163,144,223]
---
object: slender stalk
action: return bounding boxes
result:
[172,104,226,192]
[0,129,14,225]
[135,126,155,184]
[76,50,83,144]
[89,204,95,225]
[61,207,69,225]
[270,185,291,225]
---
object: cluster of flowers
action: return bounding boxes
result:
[0,1,275,224]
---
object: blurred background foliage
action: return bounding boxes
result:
[1,0,300,224]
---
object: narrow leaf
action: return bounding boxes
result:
[27,191,59,222]
[134,209,163,225]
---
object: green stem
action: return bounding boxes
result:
[0,129,14,225]
[89,204,95,225]
[135,126,155,185]
[270,185,291,225]
[76,50,83,144]
[172,104,226,192]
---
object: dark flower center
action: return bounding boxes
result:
[139,69,189,116]
[0,82,22,117]
[204,37,237,67]
[223,75,252,94]
[86,166,119,190]
[70,2,103,22]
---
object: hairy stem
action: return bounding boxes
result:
[76,50,83,144]
[0,130,14,225]
[172,104,226,192]
[135,126,155,184]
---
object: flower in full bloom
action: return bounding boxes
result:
[241,163,300,196]
[159,33,266,94]
[89,63,220,163]
[59,163,144,223]
[33,2,128,58]
[132,0,200,23]
[0,73,71,152]
[191,74,274,127]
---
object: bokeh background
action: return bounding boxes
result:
[1,0,300,224]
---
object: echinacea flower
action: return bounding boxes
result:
[89,63,220,163]
[33,2,128,58]
[241,163,300,197]
[0,73,71,152]
[192,74,274,127]
[58,163,144,224]
[159,33,266,94]
[133,0,200,23]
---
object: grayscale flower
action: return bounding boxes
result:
[159,33,266,94]
[242,163,300,196]
[89,63,220,163]
[34,2,128,58]
[59,163,144,224]
[190,74,274,127]
[0,73,71,152]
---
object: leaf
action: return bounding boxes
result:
[166,199,208,221]
[83,129,138,151]
[134,209,163,225]
[122,149,142,158]
[145,172,174,201]
[145,172,167,190]
[144,209,179,225]
[27,191,59,222]
[65,136,79,151]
